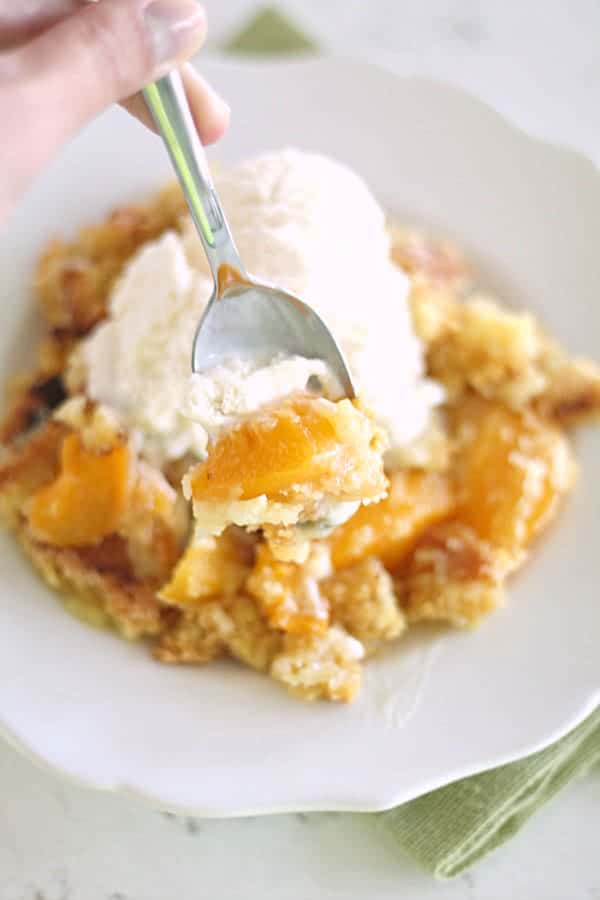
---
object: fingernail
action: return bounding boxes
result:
[143,0,206,73]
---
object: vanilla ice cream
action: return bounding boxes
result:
[81,149,442,464]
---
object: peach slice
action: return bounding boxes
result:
[327,470,453,570]
[454,399,575,565]
[186,394,388,504]
[160,530,251,607]
[27,433,130,547]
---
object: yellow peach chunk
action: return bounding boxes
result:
[187,394,387,503]
[159,530,251,607]
[0,422,66,527]
[454,399,575,563]
[327,470,453,570]
[27,433,130,547]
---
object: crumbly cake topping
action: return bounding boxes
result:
[0,188,598,703]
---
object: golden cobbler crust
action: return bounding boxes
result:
[0,190,598,702]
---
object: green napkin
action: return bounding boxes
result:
[225,6,600,878]
[227,7,316,55]
[379,708,600,877]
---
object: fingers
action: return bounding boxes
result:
[122,62,230,145]
[181,64,230,144]
[0,1,80,50]
[1,0,230,220]
[14,0,208,120]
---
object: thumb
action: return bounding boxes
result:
[2,0,208,215]
[14,0,207,134]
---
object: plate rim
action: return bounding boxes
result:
[0,54,598,816]
[0,688,597,818]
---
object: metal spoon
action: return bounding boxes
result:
[142,72,355,398]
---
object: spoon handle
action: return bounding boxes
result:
[142,71,246,285]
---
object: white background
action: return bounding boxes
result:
[2,1,599,897]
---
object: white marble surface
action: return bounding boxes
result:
[2,2,599,897]
[1,741,599,900]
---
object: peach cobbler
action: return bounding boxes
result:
[1,150,599,702]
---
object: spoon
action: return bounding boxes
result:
[142,72,355,398]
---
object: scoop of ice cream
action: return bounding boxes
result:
[82,149,441,463]
[82,232,213,462]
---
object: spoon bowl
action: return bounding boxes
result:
[192,279,354,398]
[143,72,355,398]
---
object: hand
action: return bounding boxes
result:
[0,0,229,221]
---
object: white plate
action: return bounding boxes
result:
[1,58,599,816]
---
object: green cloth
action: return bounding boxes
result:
[379,708,600,878]
[226,6,600,879]
[227,7,316,55]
